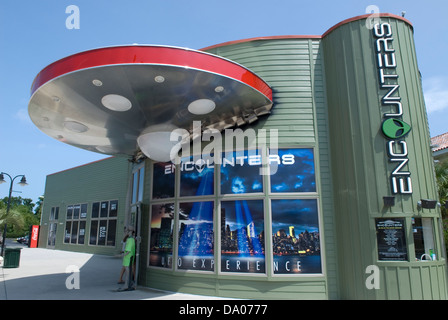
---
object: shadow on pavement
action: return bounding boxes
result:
[0,248,213,300]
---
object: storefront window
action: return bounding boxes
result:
[89,200,118,246]
[48,206,59,247]
[177,201,214,271]
[149,147,322,277]
[269,148,316,193]
[149,203,175,269]
[271,199,322,274]
[220,149,263,195]
[64,203,87,245]
[180,156,214,197]
[412,217,436,260]
[221,200,265,273]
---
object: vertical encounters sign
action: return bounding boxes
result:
[373,22,413,194]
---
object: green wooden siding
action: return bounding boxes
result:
[322,17,447,299]
[39,156,131,255]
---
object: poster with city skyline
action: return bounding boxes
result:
[221,199,265,273]
[152,161,175,199]
[270,148,316,193]
[149,203,175,269]
[178,201,214,271]
[271,199,322,274]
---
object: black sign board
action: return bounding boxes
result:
[376,218,408,261]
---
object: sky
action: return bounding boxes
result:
[1,0,448,206]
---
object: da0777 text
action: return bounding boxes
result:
[222,304,268,315]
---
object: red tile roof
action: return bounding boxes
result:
[431,132,448,152]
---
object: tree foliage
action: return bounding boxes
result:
[435,160,448,256]
[435,160,448,218]
[0,196,41,238]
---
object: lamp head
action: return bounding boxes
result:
[18,176,28,186]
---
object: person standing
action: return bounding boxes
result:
[119,226,135,291]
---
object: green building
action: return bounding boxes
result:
[33,13,447,299]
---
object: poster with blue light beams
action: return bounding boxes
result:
[177,201,214,271]
[221,200,265,273]
[180,156,214,197]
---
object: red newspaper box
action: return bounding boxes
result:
[30,225,39,248]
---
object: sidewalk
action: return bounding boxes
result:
[0,247,227,300]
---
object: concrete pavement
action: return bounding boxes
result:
[0,246,228,300]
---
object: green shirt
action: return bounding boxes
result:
[123,237,135,266]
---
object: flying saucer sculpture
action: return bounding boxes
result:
[28,45,273,161]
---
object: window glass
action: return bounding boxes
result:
[271,199,322,274]
[132,171,139,204]
[413,217,436,260]
[269,148,316,193]
[78,221,86,244]
[73,204,80,219]
[89,220,98,245]
[65,203,87,245]
[109,200,118,217]
[107,219,117,246]
[180,156,214,197]
[89,200,118,246]
[71,221,78,244]
[178,201,214,271]
[64,222,71,243]
[153,162,175,199]
[98,220,107,245]
[221,200,265,273]
[149,203,175,269]
[100,201,109,218]
[80,204,87,219]
[138,167,145,202]
[92,202,99,218]
[220,149,263,195]
[66,205,73,219]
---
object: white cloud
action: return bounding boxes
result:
[14,108,32,124]
[423,76,448,113]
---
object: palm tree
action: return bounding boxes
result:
[435,160,448,217]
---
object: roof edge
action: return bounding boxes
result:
[200,13,413,51]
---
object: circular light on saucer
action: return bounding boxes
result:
[101,94,132,111]
[187,99,216,115]
[154,75,165,83]
[63,121,89,133]
[92,79,103,86]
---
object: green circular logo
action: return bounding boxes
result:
[382,118,411,139]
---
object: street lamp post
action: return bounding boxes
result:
[0,172,28,256]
